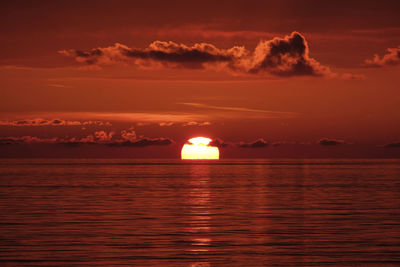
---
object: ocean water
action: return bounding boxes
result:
[0,159,400,266]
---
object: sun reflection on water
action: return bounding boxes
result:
[185,164,212,266]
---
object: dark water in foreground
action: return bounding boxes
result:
[1,159,400,266]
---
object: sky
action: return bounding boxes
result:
[1,0,400,158]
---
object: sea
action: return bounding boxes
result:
[0,159,400,266]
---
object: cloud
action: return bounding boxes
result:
[109,137,173,147]
[120,127,136,141]
[0,136,57,145]
[248,32,331,76]
[58,130,120,146]
[318,138,345,146]
[60,136,96,146]
[60,132,108,146]
[60,42,233,69]
[47,83,73,88]
[384,142,400,148]
[62,128,173,147]
[10,109,291,125]
[182,121,211,127]
[239,138,268,148]
[159,122,174,127]
[341,73,367,80]
[68,112,206,124]
[0,118,111,127]
[60,32,332,77]
[271,141,283,147]
[82,121,112,126]
[364,46,400,67]
[0,127,173,148]
[209,138,229,148]
[94,130,114,142]
[109,127,173,147]
[180,102,299,118]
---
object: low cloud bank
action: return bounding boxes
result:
[0,119,110,127]
[384,142,400,148]
[0,128,173,148]
[318,138,345,146]
[239,138,269,148]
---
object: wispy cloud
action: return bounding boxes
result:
[364,45,400,67]
[47,83,74,88]
[0,106,298,129]
[179,102,299,119]
[76,112,208,123]
[0,118,111,127]
[0,112,207,125]
[182,121,211,127]
[134,25,400,43]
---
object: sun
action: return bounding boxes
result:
[181,137,219,160]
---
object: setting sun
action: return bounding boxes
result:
[181,137,219,160]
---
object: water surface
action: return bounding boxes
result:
[1,159,400,266]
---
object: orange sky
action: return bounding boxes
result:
[1,0,400,158]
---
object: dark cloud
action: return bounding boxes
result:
[109,137,173,147]
[52,119,63,125]
[60,32,332,77]
[60,42,234,70]
[364,46,400,67]
[318,138,345,146]
[271,141,283,147]
[0,136,57,145]
[0,127,173,148]
[0,119,111,127]
[124,42,232,69]
[62,128,173,147]
[57,131,113,146]
[55,135,96,146]
[209,138,229,148]
[61,130,123,146]
[239,138,268,148]
[0,137,25,145]
[249,32,330,76]
[384,142,400,148]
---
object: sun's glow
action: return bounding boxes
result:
[181,137,219,160]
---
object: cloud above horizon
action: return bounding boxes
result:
[0,128,173,148]
[239,138,269,148]
[384,142,400,148]
[180,102,299,118]
[365,45,400,67]
[209,138,229,148]
[0,118,111,127]
[0,136,58,145]
[318,138,345,146]
[60,32,332,77]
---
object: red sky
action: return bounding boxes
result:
[1,0,400,158]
